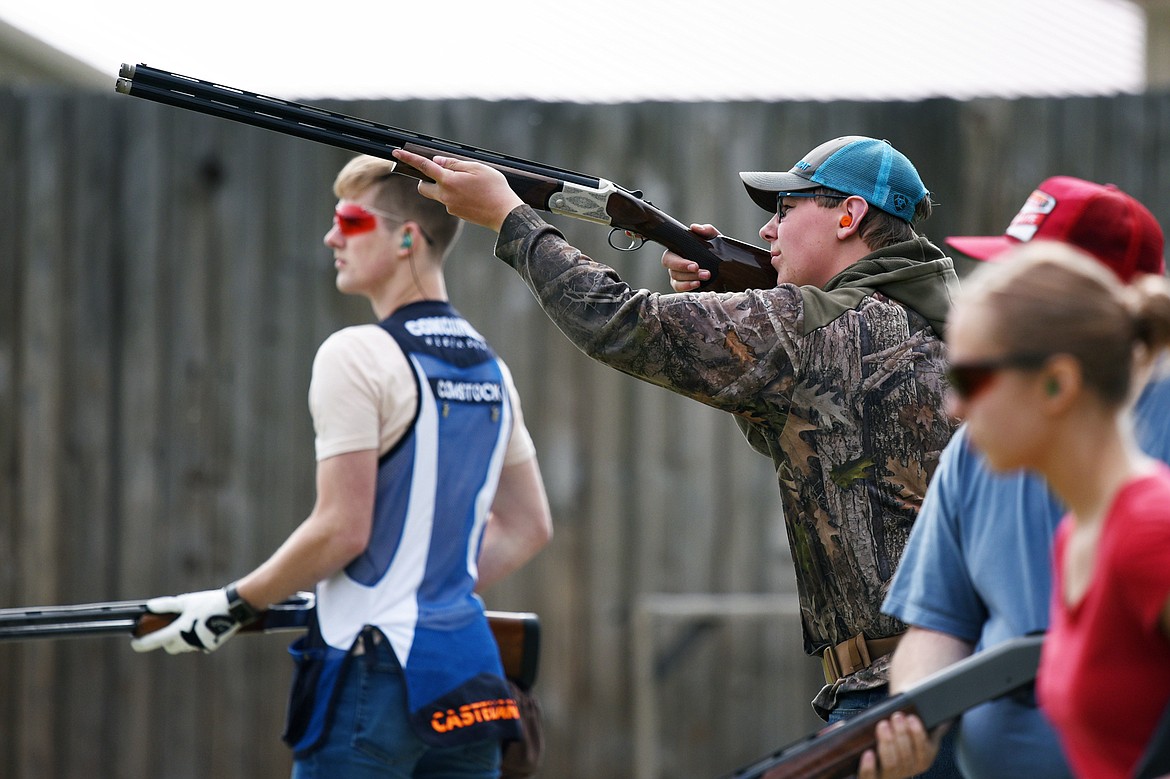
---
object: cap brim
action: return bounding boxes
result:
[944,234,1019,262]
[740,171,817,212]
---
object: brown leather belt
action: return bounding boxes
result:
[821,632,904,684]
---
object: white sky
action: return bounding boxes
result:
[0,0,1147,102]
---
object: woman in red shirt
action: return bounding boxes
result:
[944,240,1170,779]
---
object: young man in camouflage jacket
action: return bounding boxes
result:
[394,137,959,733]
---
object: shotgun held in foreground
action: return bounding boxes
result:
[0,594,541,691]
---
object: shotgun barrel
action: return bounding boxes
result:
[0,592,315,640]
[0,594,540,690]
[721,635,1044,779]
[114,63,776,293]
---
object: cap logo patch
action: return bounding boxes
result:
[892,194,909,214]
[1005,189,1057,243]
[794,160,813,172]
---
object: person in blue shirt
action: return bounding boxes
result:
[857,176,1168,779]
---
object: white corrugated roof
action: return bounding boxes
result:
[0,17,106,88]
[0,0,1148,102]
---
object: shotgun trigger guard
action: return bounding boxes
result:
[549,179,618,225]
[608,229,645,252]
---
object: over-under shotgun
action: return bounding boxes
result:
[114,63,776,293]
[0,593,541,691]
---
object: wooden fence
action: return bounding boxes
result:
[1,85,1169,778]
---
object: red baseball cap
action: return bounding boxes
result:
[945,176,1165,282]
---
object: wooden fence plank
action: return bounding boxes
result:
[15,91,70,778]
[0,85,23,779]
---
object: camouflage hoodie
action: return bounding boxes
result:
[496,205,959,685]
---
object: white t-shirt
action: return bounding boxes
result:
[308,324,535,465]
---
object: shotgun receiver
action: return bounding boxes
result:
[0,594,541,691]
[720,634,1044,779]
[113,63,776,294]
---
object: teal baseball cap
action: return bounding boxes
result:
[740,135,929,222]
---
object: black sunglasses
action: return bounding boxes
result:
[945,353,1051,400]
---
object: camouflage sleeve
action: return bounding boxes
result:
[494,205,801,415]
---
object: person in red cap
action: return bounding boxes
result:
[946,175,1165,280]
[858,177,1170,779]
[391,135,963,776]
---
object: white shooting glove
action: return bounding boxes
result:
[130,584,259,655]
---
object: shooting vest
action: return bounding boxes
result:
[284,300,522,755]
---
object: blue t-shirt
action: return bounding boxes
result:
[883,372,1170,778]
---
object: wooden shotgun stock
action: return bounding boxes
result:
[485,610,542,692]
[720,635,1043,779]
[113,62,777,294]
[0,594,541,691]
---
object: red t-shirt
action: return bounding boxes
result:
[1038,465,1170,778]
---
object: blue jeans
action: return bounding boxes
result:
[291,640,501,779]
[828,688,962,779]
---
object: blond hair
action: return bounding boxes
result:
[333,155,463,260]
[957,240,1170,406]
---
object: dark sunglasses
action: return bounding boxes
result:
[945,353,1051,401]
[332,203,435,244]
